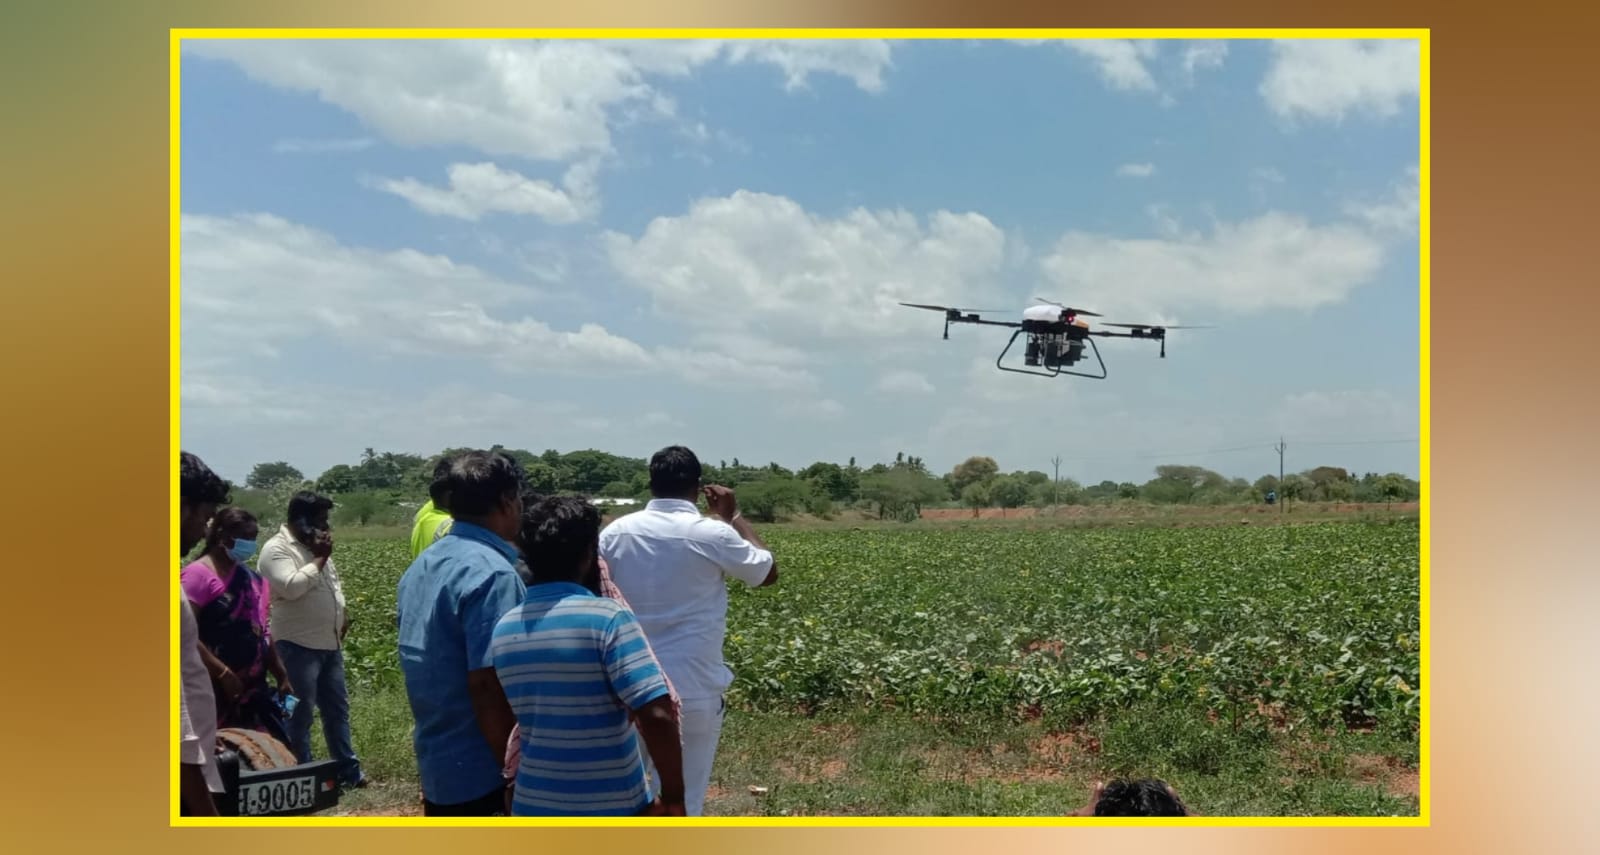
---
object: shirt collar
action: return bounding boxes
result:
[646,498,699,514]
[277,524,308,551]
[445,520,521,565]
[526,581,594,599]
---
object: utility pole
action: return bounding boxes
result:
[1051,455,1062,506]
[1274,437,1287,515]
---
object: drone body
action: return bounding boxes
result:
[901,298,1208,379]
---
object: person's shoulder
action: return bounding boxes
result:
[179,563,223,595]
[259,529,294,552]
[600,512,644,534]
[492,599,533,630]
[685,514,740,541]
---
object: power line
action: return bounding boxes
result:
[1293,438,1419,448]
[1032,436,1419,465]
[1047,442,1279,463]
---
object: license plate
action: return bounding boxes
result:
[239,775,317,816]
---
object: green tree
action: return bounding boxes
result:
[247,461,304,490]
[1280,473,1313,502]
[1141,465,1226,504]
[737,477,814,522]
[961,480,994,517]
[1375,473,1418,503]
[860,467,946,522]
[523,462,561,494]
[949,456,1000,494]
[799,462,858,502]
[315,464,360,495]
[1084,480,1120,501]
[991,476,1031,513]
[336,491,386,526]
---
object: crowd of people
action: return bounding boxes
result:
[175,445,1191,818]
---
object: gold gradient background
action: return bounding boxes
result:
[3,0,1590,850]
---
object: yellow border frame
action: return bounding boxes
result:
[170,27,1430,829]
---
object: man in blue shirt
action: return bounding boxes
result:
[397,450,527,815]
[493,495,685,816]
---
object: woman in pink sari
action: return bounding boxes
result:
[180,507,295,743]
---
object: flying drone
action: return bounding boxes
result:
[900,297,1209,379]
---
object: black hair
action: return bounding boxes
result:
[429,455,457,506]
[287,490,334,524]
[649,445,702,498]
[517,495,601,584]
[180,451,232,506]
[447,450,525,518]
[1093,779,1189,817]
[204,507,259,551]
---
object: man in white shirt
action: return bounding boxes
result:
[599,445,778,816]
[258,490,367,788]
[178,451,230,815]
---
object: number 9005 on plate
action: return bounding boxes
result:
[240,776,316,815]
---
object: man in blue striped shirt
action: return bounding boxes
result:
[492,495,685,816]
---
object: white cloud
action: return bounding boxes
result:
[1260,39,1421,123]
[1344,164,1420,237]
[722,40,893,93]
[655,346,819,392]
[1181,41,1229,80]
[1037,210,1388,321]
[877,370,935,395]
[271,137,374,154]
[367,160,600,224]
[604,190,1013,341]
[1062,40,1160,92]
[1020,39,1228,100]
[179,211,807,389]
[185,39,893,165]
[1117,162,1156,178]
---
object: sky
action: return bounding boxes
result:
[178,37,1422,487]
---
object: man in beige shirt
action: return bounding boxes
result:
[257,490,366,787]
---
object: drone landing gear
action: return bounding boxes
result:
[995,331,1107,379]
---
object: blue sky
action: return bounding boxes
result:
[178,37,1421,487]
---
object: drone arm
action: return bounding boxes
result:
[1088,328,1167,357]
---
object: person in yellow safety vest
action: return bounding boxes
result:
[410,456,457,560]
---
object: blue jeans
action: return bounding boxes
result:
[275,640,363,785]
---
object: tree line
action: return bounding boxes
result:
[235,446,1421,527]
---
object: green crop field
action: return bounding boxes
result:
[322,516,1422,818]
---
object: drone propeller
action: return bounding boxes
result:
[1100,322,1214,330]
[1032,297,1102,317]
[898,302,1012,314]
